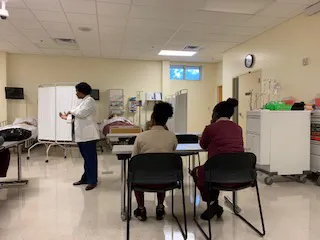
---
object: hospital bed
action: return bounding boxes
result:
[0,119,37,151]
[99,117,142,147]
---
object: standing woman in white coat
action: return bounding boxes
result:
[59,82,100,191]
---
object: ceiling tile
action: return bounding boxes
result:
[8,8,35,20]
[99,26,125,35]
[130,5,192,21]
[191,10,252,25]
[133,0,206,9]
[127,18,183,31]
[98,0,131,4]
[61,0,97,14]
[0,41,21,52]
[97,2,130,16]
[241,16,287,27]
[258,2,306,18]
[24,0,62,11]
[99,15,127,27]
[67,13,98,25]
[21,29,51,43]
[33,10,67,22]
[41,22,71,32]
[201,0,272,14]
[7,0,27,9]
[0,22,21,36]
[10,19,43,30]
[47,30,75,39]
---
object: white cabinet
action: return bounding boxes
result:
[246,110,310,176]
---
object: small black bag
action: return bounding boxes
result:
[291,102,305,111]
[0,128,32,141]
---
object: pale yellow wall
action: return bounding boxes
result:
[223,14,320,102]
[7,54,162,124]
[0,53,7,122]
[7,54,220,132]
[162,61,218,132]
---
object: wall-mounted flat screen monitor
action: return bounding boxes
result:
[5,87,24,100]
[91,89,100,100]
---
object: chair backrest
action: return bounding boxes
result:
[128,153,183,184]
[128,136,136,145]
[204,152,257,184]
[176,134,199,144]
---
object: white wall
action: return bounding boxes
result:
[223,14,320,103]
[7,54,221,132]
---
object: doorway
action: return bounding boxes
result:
[217,85,223,103]
[233,70,262,142]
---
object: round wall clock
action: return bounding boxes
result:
[244,54,255,68]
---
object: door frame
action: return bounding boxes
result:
[232,69,262,124]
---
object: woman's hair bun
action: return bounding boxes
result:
[226,98,238,107]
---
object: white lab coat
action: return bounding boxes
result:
[70,95,100,143]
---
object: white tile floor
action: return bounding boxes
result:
[1,146,320,240]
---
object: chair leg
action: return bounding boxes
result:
[193,182,212,240]
[188,156,191,172]
[197,153,201,166]
[171,184,188,239]
[126,183,132,240]
[232,182,266,237]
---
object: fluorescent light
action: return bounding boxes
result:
[158,50,197,57]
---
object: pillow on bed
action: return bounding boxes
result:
[13,118,37,126]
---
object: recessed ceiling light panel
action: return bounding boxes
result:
[158,50,197,57]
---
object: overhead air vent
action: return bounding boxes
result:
[54,38,77,45]
[183,45,200,51]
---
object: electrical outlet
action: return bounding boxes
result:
[302,57,310,66]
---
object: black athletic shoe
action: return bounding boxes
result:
[200,203,224,221]
[156,205,166,220]
[134,207,147,221]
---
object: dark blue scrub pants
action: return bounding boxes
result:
[78,140,98,185]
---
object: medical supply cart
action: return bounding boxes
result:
[311,111,320,185]
[246,110,311,185]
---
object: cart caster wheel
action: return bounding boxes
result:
[64,156,67,159]
[45,160,49,163]
[27,157,30,160]
[297,175,307,184]
[264,177,273,185]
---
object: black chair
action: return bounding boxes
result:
[193,152,266,240]
[127,153,187,240]
[176,134,200,171]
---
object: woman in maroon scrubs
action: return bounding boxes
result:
[191,98,244,220]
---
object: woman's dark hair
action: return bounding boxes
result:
[153,102,174,126]
[213,98,238,119]
[75,82,92,95]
